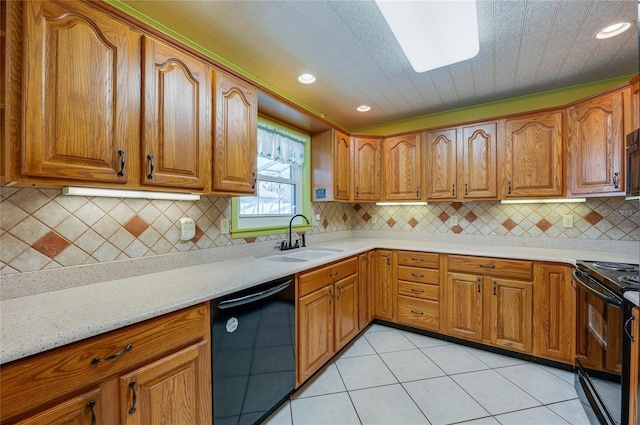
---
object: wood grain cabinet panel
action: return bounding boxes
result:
[373,250,396,321]
[426,128,458,200]
[12,388,103,425]
[311,129,351,201]
[502,111,564,198]
[397,296,439,331]
[490,278,533,353]
[212,72,258,194]
[297,285,334,385]
[568,90,625,196]
[445,272,484,341]
[461,122,498,199]
[22,0,137,183]
[358,252,374,330]
[334,274,359,351]
[353,137,382,201]
[141,36,211,190]
[383,134,422,201]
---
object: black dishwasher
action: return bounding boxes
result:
[211,275,295,425]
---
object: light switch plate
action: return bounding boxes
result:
[562,215,574,228]
[449,215,458,226]
[220,218,230,235]
[179,217,196,240]
[372,214,378,224]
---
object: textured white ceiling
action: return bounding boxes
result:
[123,0,639,131]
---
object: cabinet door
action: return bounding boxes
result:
[383,134,422,200]
[534,264,574,363]
[297,286,334,384]
[334,131,351,201]
[629,79,639,133]
[503,112,564,198]
[568,90,625,195]
[490,278,533,353]
[426,128,458,200]
[212,72,258,194]
[141,36,211,190]
[627,305,640,425]
[373,250,396,321]
[445,273,483,341]
[121,342,209,425]
[334,275,359,351]
[358,253,373,329]
[23,1,135,183]
[13,388,102,425]
[461,123,497,199]
[353,137,381,201]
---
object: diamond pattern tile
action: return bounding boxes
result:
[32,232,71,259]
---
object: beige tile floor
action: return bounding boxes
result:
[263,324,591,425]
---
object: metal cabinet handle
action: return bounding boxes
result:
[625,314,635,342]
[416,186,420,197]
[507,180,512,194]
[329,289,333,304]
[451,184,455,196]
[476,277,481,293]
[387,253,391,266]
[146,154,154,179]
[87,400,97,425]
[90,344,133,366]
[355,187,359,198]
[330,271,339,278]
[337,286,342,300]
[128,381,137,415]
[364,256,370,268]
[411,257,424,262]
[411,310,424,316]
[336,184,340,194]
[411,273,425,278]
[479,264,495,269]
[464,183,468,196]
[117,150,125,177]
[251,171,257,189]
[613,172,620,189]
[493,280,497,295]
[411,288,425,294]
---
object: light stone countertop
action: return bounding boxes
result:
[1,237,638,364]
[625,291,640,307]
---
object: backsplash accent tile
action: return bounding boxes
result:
[0,188,349,274]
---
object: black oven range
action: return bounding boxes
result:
[573,260,640,425]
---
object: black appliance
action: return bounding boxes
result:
[574,260,640,425]
[622,293,640,425]
[211,275,295,425]
[627,129,639,198]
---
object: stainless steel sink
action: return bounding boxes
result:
[261,248,344,262]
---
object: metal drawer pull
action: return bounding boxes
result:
[251,171,257,189]
[146,154,154,179]
[87,400,97,425]
[464,183,468,196]
[451,184,455,196]
[613,172,620,189]
[90,344,133,366]
[411,288,425,294]
[416,186,420,197]
[410,257,424,262]
[411,273,424,278]
[479,264,495,269]
[337,286,342,300]
[330,271,339,278]
[117,150,125,177]
[128,381,137,414]
[625,314,635,342]
[411,310,424,316]
[507,180,512,194]
[493,280,497,295]
[476,278,481,293]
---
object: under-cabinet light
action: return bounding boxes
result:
[500,198,586,205]
[375,0,479,73]
[63,187,201,201]
[375,202,428,206]
[625,196,640,201]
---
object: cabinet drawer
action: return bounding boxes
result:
[448,255,533,280]
[398,281,439,301]
[299,257,358,297]
[398,266,439,285]
[1,303,209,422]
[397,251,439,268]
[397,296,439,331]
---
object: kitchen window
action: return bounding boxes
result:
[231,117,311,237]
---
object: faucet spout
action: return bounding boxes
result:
[288,214,310,250]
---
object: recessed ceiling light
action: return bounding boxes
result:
[357,105,371,112]
[298,74,316,84]
[595,22,632,39]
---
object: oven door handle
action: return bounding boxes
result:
[572,270,622,307]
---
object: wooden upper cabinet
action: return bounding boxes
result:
[311,129,351,201]
[22,1,137,183]
[353,137,381,201]
[212,72,258,194]
[141,37,211,190]
[567,90,625,196]
[426,128,457,200]
[460,122,498,199]
[502,111,564,198]
[629,76,639,133]
[383,133,422,200]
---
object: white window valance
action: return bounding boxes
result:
[257,121,306,166]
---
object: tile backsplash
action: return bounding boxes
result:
[1,187,638,275]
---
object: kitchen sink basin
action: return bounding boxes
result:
[261,248,343,262]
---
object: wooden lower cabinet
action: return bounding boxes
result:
[490,278,533,353]
[533,263,575,364]
[445,272,483,341]
[358,252,375,329]
[373,250,396,321]
[396,251,441,332]
[296,257,359,385]
[1,304,211,425]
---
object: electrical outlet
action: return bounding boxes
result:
[220,218,230,235]
[449,215,458,226]
[315,214,321,221]
[372,214,378,224]
[179,217,196,240]
[562,215,574,228]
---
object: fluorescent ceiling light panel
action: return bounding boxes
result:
[375,0,479,73]
[63,187,200,201]
[500,198,586,205]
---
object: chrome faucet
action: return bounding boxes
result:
[281,214,310,251]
